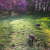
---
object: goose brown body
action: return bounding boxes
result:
[35,23,41,27]
[29,34,35,43]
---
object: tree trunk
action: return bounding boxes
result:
[9,10,12,17]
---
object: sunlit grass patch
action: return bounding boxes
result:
[44,29,50,42]
[44,29,50,35]
[0,13,50,50]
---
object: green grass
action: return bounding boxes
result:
[0,13,50,50]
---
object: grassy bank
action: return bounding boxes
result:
[0,13,50,50]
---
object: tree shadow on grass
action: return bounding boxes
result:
[35,27,43,30]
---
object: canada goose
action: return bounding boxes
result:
[29,34,35,44]
[35,23,41,27]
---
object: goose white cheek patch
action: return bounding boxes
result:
[29,37,32,40]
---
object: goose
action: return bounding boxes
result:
[35,23,41,27]
[29,34,35,44]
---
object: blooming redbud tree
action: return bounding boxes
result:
[0,0,13,16]
[0,0,50,16]
[0,0,28,16]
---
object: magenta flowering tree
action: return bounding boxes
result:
[0,0,13,11]
[0,0,50,16]
[0,0,6,13]
[17,0,28,11]
[0,0,28,16]
[13,0,28,13]
[0,0,13,16]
